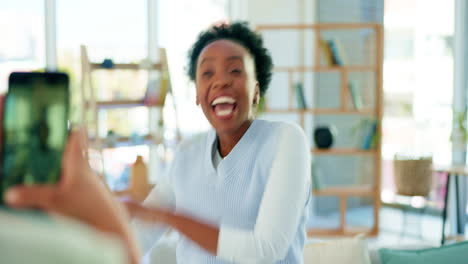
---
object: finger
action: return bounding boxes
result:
[4,185,57,210]
[66,130,86,162]
[61,130,87,188]
[77,127,89,155]
[122,201,165,223]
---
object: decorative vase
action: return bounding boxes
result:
[393,155,433,197]
[314,126,335,149]
[129,155,150,201]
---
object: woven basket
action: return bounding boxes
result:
[393,157,433,196]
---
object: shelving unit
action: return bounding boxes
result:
[257,23,383,236]
[80,45,178,198]
[312,148,376,156]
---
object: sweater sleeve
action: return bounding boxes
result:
[217,124,311,263]
[131,167,176,255]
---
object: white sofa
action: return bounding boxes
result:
[145,234,435,264]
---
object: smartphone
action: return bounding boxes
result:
[0,72,69,204]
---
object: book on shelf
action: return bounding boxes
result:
[294,82,307,109]
[144,76,168,107]
[361,119,377,150]
[320,39,334,66]
[311,161,323,191]
[348,80,363,109]
[328,38,348,66]
[144,48,170,107]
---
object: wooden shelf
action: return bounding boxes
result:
[97,99,144,108]
[89,134,161,149]
[263,108,374,115]
[256,23,381,31]
[85,99,163,109]
[255,23,383,237]
[313,186,374,197]
[307,226,376,237]
[90,63,162,71]
[274,65,376,72]
[312,148,375,155]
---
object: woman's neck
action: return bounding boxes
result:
[217,120,253,157]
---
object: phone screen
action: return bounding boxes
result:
[0,72,69,203]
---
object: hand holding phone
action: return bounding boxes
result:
[0,72,140,263]
[0,72,69,203]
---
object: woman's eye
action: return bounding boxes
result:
[202,71,213,77]
[231,69,242,74]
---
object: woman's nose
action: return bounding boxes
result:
[213,72,232,89]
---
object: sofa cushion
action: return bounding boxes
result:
[0,208,126,264]
[304,234,371,264]
[379,241,468,264]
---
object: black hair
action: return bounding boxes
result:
[187,21,273,96]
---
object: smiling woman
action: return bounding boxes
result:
[195,39,260,153]
[131,22,312,264]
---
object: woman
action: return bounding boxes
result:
[5,21,311,264]
[132,21,312,263]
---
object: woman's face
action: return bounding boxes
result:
[195,39,259,135]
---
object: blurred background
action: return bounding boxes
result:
[1,0,467,245]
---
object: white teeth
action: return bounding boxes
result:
[216,108,233,116]
[212,96,236,106]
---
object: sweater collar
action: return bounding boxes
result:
[206,119,261,178]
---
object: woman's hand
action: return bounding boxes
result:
[125,199,219,255]
[124,200,169,224]
[3,130,140,264]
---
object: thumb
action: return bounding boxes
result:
[4,185,57,210]
[61,129,88,188]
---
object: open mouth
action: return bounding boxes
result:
[211,96,237,118]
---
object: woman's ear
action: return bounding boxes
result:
[196,96,200,106]
[253,84,260,105]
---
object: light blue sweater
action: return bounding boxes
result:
[167,119,311,263]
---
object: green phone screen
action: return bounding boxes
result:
[0,72,69,204]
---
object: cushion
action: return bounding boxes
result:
[304,234,371,264]
[379,241,468,264]
[368,241,436,264]
[0,208,126,264]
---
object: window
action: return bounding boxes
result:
[56,0,229,189]
[158,0,230,135]
[0,1,45,93]
[382,0,454,204]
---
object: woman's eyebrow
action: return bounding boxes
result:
[199,57,214,66]
[199,55,243,66]
[226,56,243,62]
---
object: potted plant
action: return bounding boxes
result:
[451,110,468,151]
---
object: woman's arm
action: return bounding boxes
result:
[126,201,220,255]
[126,124,311,262]
[131,175,176,254]
[216,124,311,262]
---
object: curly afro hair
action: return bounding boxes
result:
[187,21,273,96]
